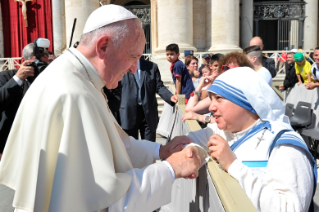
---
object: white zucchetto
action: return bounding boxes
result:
[83,4,137,34]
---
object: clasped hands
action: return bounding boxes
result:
[165,134,236,179]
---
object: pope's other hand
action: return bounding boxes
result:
[159,136,192,159]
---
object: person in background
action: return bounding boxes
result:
[119,58,177,142]
[244,45,272,87]
[166,43,194,104]
[294,52,314,85]
[199,53,211,74]
[306,47,319,90]
[48,51,56,64]
[279,52,298,91]
[250,36,276,78]
[185,55,201,89]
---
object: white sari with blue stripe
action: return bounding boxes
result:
[188,67,317,211]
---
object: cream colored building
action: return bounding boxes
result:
[36,0,319,76]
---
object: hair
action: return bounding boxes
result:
[22,43,34,60]
[287,52,295,56]
[218,52,254,72]
[166,43,179,54]
[48,51,54,55]
[314,47,319,52]
[185,55,198,66]
[244,45,262,64]
[201,64,211,73]
[210,53,223,64]
[80,19,138,47]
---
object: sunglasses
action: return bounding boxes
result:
[221,65,239,72]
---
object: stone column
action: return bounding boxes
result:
[240,0,253,49]
[193,0,206,52]
[150,0,158,53]
[65,0,99,48]
[52,0,66,55]
[304,0,318,50]
[155,0,196,53]
[208,0,241,52]
[0,1,4,58]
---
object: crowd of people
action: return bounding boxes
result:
[0,4,317,212]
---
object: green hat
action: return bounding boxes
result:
[294,52,304,62]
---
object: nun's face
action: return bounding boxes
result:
[209,93,256,133]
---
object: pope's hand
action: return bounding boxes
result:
[166,145,201,179]
[159,136,192,159]
[207,134,236,171]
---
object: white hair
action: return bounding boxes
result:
[22,43,34,60]
[80,19,139,47]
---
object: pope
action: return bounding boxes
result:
[0,5,201,212]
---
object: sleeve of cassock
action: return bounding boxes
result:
[108,162,174,212]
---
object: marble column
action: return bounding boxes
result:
[0,1,4,58]
[150,0,158,53]
[304,0,318,50]
[155,0,196,53]
[52,0,66,55]
[240,0,253,49]
[208,0,241,52]
[193,0,206,52]
[64,0,99,48]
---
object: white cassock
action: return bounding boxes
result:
[0,47,174,212]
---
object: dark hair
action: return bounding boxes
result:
[287,52,295,55]
[210,53,223,64]
[48,51,54,55]
[218,52,254,73]
[314,47,319,52]
[185,55,198,66]
[201,64,211,73]
[243,45,261,54]
[166,43,179,54]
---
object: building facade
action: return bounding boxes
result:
[0,0,318,76]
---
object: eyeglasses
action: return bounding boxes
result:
[221,65,239,72]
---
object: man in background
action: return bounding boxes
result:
[279,52,298,91]
[120,58,177,142]
[244,45,272,87]
[250,36,276,78]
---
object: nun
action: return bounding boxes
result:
[184,67,317,211]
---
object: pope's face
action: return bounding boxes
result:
[102,21,145,89]
[209,93,255,133]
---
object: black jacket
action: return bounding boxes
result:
[0,69,30,152]
[103,81,122,124]
[119,59,174,132]
[262,56,277,78]
[283,62,299,90]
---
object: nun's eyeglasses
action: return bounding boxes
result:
[221,65,239,72]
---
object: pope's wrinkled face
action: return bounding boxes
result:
[102,20,145,89]
[208,93,255,133]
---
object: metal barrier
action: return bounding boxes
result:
[0,58,22,71]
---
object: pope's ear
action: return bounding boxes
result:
[96,35,109,59]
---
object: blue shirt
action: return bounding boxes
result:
[171,60,194,98]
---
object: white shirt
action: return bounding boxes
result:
[256,67,272,87]
[311,63,319,81]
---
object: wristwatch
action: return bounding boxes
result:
[204,116,210,123]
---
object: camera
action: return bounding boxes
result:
[27,38,50,83]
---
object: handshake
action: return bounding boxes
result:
[161,136,208,179]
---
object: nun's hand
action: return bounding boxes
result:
[207,134,236,171]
